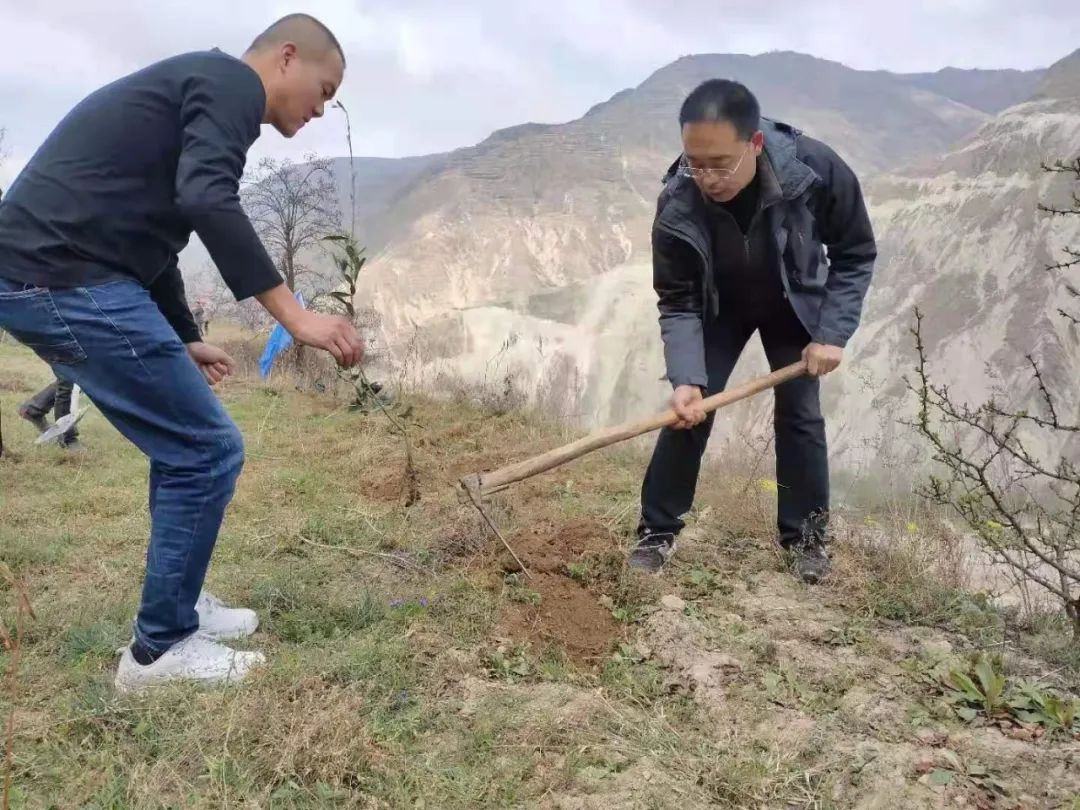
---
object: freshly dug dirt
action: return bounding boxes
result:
[490,519,623,665]
[359,469,408,502]
[498,519,617,574]
[496,573,619,664]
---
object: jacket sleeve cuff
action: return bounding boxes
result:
[667,375,709,389]
[812,329,850,349]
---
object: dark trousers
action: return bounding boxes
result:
[22,377,79,442]
[640,299,829,547]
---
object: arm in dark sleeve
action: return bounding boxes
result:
[148,258,202,344]
[813,146,877,348]
[654,229,708,389]
[175,64,284,301]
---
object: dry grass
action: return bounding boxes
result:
[2,336,1078,808]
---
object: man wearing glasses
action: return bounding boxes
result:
[630,79,877,583]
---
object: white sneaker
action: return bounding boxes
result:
[114,635,266,693]
[196,591,259,640]
[113,591,260,656]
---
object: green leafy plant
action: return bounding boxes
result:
[321,237,385,410]
[502,573,542,607]
[940,654,1009,721]
[486,644,532,682]
[824,622,871,647]
[687,566,721,589]
[611,606,640,625]
[565,562,590,584]
[915,751,1009,798]
[761,666,813,708]
[1010,682,1080,732]
[936,653,1080,736]
[509,588,541,607]
[319,233,419,505]
[323,101,419,506]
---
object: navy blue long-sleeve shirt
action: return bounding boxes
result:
[0,49,283,343]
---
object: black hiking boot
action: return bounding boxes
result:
[789,539,831,585]
[628,532,676,574]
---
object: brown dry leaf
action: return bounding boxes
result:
[1003,723,1043,742]
[937,750,963,771]
[914,759,936,776]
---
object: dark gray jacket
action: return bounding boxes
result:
[653,118,877,388]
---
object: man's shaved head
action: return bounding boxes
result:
[246,13,346,67]
[243,13,347,138]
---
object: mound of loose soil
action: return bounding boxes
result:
[490,519,623,665]
[359,469,407,502]
[496,573,619,664]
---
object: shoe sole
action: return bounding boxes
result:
[199,628,258,641]
[628,558,665,575]
[797,566,831,585]
[114,661,265,694]
[113,647,267,694]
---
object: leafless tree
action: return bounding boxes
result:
[910,157,1080,639]
[198,265,274,333]
[242,155,341,295]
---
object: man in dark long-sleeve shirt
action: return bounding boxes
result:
[0,13,364,692]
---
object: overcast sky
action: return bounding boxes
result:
[1,0,1077,187]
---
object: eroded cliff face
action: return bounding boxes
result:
[251,52,1080,477]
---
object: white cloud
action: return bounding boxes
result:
[1,0,1077,187]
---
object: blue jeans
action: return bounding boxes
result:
[0,277,245,653]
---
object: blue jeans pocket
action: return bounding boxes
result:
[0,281,87,365]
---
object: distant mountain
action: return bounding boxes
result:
[187,50,995,291]
[349,50,991,337]
[192,47,1080,477]
[574,50,991,176]
[898,67,1046,113]
[340,50,996,432]
[1033,48,1080,100]
[826,48,1080,466]
[328,155,448,256]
